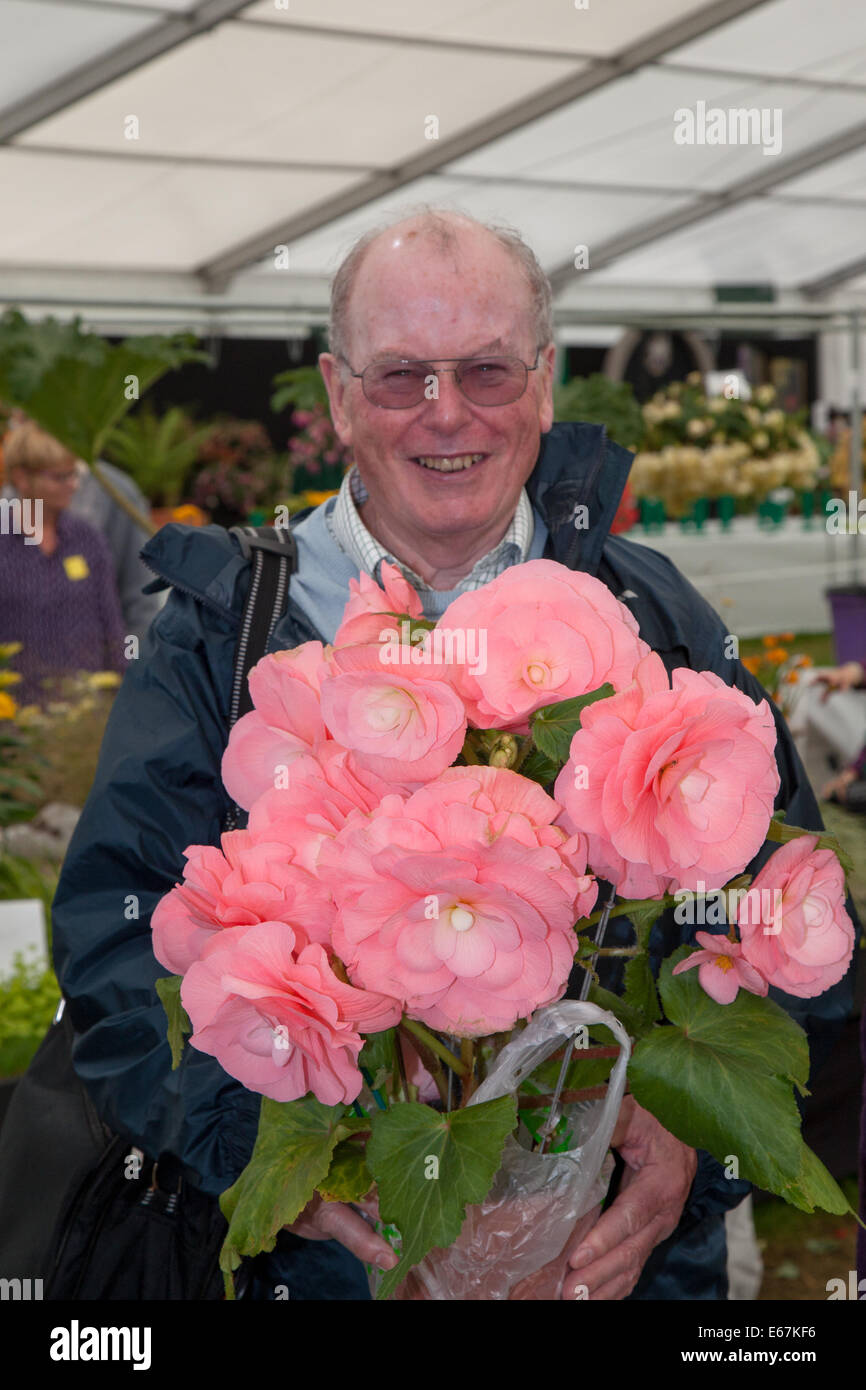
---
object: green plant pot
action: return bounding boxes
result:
[800,489,816,529]
[757,499,787,529]
[639,499,666,533]
[679,498,709,532]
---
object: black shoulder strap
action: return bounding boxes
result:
[222,523,297,831]
[228,524,297,727]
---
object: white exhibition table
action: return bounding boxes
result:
[623,517,865,637]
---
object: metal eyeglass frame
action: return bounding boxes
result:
[340,351,541,408]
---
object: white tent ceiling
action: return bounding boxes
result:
[1,0,865,335]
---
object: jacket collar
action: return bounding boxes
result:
[529,421,632,575]
[140,421,633,617]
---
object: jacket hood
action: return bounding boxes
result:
[140,421,634,616]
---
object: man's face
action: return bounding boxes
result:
[319,227,555,545]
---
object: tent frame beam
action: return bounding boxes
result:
[0,0,255,143]
[802,254,866,297]
[195,0,773,292]
[7,146,866,216]
[547,117,866,292]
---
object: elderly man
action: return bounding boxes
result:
[45,209,853,1301]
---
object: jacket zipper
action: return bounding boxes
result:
[228,543,263,728]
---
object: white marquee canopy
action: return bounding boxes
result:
[1,0,865,341]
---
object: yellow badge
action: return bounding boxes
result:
[63,554,90,581]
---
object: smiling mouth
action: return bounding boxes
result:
[412,453,486,473]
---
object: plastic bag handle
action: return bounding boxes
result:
[469,1001,631,1171]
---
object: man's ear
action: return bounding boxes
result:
[318,353,353,447]
[538,342,557,434]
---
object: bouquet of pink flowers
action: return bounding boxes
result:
[152,558,858,1298]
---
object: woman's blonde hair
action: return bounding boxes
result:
[3,420,76,474]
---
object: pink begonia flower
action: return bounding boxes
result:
[221,643,334,811]
[151,826,334,976]
[246,745,402,867]
[671,932,768,1005]
[319,765,597,1036]
[181,921,401,1105]
[320,642,467,783]
[736,836,855,998]
[333,561,423,649]
[554,651,780,898]
[438,558,650,733]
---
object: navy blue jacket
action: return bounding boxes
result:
[52,422,857,1300]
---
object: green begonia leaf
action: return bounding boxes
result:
[367,1095,516,1300]
[317,1140,373,1204]
[530,685,614,764]
[219,1096,345,1294]
[628,950,850,1214]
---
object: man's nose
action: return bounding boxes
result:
[418,368,476,428]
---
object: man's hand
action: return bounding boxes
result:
[284,1194,398,1272]
[559,1096,697,1300]
[816,662,865,701]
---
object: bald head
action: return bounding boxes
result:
[328,209,553,366]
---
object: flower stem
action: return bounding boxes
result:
[397,1023,449,1108]
[460,1038,476,1105]
[401,1018,468,1077]
[590,946,642,958]
[394,1027,410,1102]
[580,893,675,928]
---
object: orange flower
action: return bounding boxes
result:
[785,671,800,683]
[796,654,813,668]
[304,489,339,506]
[767,648,788,664]
[171,503,207,526]
[742,656,761,674]
[779,632,795,642]
[762,635,778,648]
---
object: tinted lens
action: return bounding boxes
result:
[457,358,526,404]
[364,363,430,406]
[361,357,530,408]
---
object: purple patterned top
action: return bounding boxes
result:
[0,510,127,704]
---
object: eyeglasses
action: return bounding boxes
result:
[344,353,540,409]
[33,470,78,485]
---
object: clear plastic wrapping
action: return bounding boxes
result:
[395,1001,631,1299]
